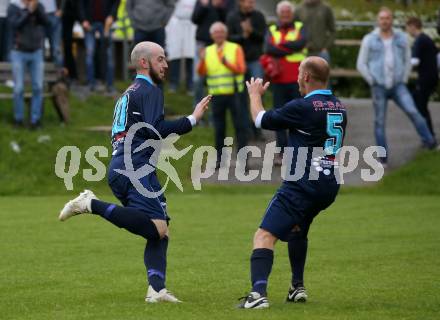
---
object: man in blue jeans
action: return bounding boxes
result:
[357,7,437,164]
[40,0,63,67]
[79,0,120,94]
[8,0,49,129]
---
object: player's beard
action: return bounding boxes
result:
[149,61,164,84]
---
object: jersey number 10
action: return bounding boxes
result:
[112,94,129,136]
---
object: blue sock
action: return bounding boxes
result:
[91,200,159,240]
[288,238,308,288]
[144,236,168,292]
[250,248,273,296]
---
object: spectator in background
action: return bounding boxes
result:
[114,0,133,40]
[40,0,63,67]
[295,0,335,62]
[437,7,440,36]
[224,0,235,11]
[226,0,266,141]
[126,0,175,47]
[226,0,265,79]
[0,0,10,62]
[8,0,48,129]
[61,0,79,84]
[191,0,228,110]
[437,8,440,71]
[192,0,227,48]
[263,1,307,165]
[406,17,438,138]
[197,22,248,168]
[357,7,436,165]
[79,0,120,94]
[166,0,196,94]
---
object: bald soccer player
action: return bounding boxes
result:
[59,42,212,303]
[238,57,347,309]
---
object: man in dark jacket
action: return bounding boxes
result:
[226,0,265,78]
[226,0,266,140]
[62,0,79,82]
[126,0,175,47]
[191,0,228,110]
[79,0,120,93]
[192,0,227,46]
[437,7,440,36]
[0,0,11,62]
[8,0,48,128]
[406,17,439,137]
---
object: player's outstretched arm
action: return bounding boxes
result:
[147,95,212,139]
[246,77,270,122]
[246,78,297,131]
[192,95,212,123]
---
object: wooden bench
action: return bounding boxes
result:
[331,68,363,78]
[0,62,70,123]
[330,38,435,79]
[330,68,417,79]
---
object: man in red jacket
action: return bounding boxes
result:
[263,0,307,164]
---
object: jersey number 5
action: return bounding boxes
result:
[112,94,129,136]
[324,113,344,155]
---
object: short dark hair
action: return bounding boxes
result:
[303,58,330,84]
[406,17,422,29]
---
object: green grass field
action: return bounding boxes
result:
[1,190,439,320]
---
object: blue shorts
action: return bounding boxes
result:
[108,158,169,221]
[260,184,337,241]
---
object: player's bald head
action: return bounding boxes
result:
[301,56,330,85]
[131,41,164,71]
[130,41,168,83]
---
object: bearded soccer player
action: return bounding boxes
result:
[239,57,347,309]
[59,42,211,303]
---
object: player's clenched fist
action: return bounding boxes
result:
[192,95,212,123]
[246,77,270,96]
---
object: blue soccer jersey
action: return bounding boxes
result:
[257,89,347,241]
[108,75,194,220]
[111,75,193,169]
[258,89,347,194]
